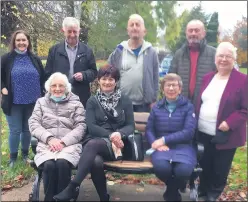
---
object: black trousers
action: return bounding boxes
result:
[198,132,236,199]
[40,159,72,201]
[72,139,112,201]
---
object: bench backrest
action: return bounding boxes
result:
[134,112,150,132]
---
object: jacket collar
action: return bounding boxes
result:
[57,41,87,58]
[182,38,207,55]
[157,95,188,108]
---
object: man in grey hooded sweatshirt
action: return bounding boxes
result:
[108,14,159,112]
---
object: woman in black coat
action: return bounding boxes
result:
[1,30,45,167]
[54,64,135,201]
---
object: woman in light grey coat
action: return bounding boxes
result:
[28,72,86,201]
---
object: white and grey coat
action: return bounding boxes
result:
[28,92,86,167]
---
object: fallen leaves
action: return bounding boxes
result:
[239,192,246,199]
[107,181,115,186]
[2,184,12,191]
[14,175,24,182]
[136,187,144,192]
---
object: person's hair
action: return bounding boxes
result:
[186,19,205,31]
[9,30,32,52]
[62,17,80,29]
[216,42,237,60]
[160,73,183,91]
[97,64,120,82]
[128,14,145,27]
[45,72,72,94]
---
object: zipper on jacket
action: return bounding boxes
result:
[170,159,172,164]
[55,103,59,137]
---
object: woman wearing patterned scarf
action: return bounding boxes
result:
[54,64,135,202]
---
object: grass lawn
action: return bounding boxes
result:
[239,67,247,74]
[1,114,35,190]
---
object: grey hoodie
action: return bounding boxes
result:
[108,40,159,105]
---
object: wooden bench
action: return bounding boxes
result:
[29,112,203,201]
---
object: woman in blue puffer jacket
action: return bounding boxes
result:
[145,73,197,201]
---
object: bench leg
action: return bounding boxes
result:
[189,172,200,201]
[29,170,42,202]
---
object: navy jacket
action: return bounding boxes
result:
[45,41,97,107]
[145,95,197,166]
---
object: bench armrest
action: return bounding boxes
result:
[31,136,38,146]
[31,136,38,154]
[196,142,204,160]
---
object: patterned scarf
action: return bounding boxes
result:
[96,89,121,117]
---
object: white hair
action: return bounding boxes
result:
[216,42,237,60]
[45,72,72,94]
[62,17,80,29]
[128,14,145,27]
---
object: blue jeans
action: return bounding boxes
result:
[6,104,34,158]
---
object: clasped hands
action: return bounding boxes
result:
[151,137,169,151]
[48,138,65,152]
[110,132,124,149]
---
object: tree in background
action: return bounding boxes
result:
[166,2,210,53]
[232,17,247,67]
[1,1,21,45]
[165,10,189,53]
[206,12,219,47]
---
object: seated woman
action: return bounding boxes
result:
[54,64,135,201]
[146,73,197,201]
[28,72,86,201]
[196,42,248,201]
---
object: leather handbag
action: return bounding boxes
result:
[122,132,144,161]
[211,129,231,144]
[94,96,144,161]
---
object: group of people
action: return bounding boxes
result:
[1,13,247,202]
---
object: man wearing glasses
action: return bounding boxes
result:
[169,19,216,106]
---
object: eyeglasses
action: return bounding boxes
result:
[51,84,65,89]
[164,84,179,89]
[217,54,233,60]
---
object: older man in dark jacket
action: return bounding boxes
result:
[45,17,97,107]
[169,19,216,106]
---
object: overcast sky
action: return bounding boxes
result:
[176,1,247,32]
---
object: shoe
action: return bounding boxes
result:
[206,194,217,201]
[163,190,182,201]
[53,182,80,201]
[22,155,29,164]
[100,194,110,201]
[198,190,207,198]
[9,159,16,168]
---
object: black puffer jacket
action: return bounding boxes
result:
[169,39,216,105]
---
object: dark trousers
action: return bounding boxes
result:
[198,132,236,199]
[72,139,112,201]
[152,159,194,196]
[133,103,150,112]
[40,159,72,201]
